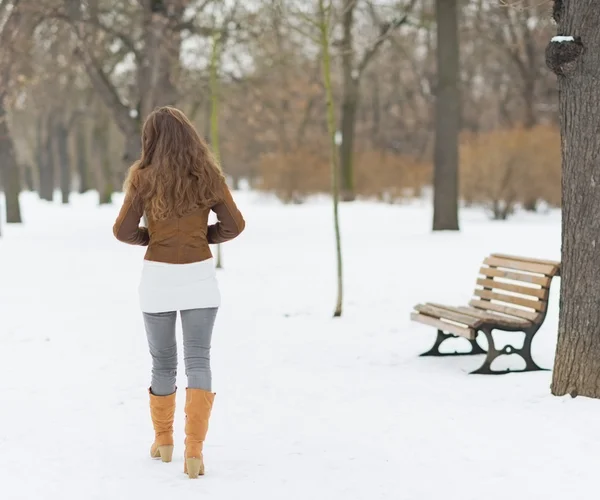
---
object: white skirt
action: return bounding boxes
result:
[138,258,221,313]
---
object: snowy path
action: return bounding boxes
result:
[1,192,597,500]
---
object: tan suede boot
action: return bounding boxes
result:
[183,388,215,478]
[149,389,176,463]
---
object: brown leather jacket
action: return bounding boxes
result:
[113,184,245,264]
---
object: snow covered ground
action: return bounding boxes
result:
[0,191,598,500]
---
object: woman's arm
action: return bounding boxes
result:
[207,185,246,244]
[112,188,150,246]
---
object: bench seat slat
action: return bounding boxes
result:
[476,278,548,299]
[428,303,533,329]
[410,312,476,340]
[483,256,557,277]
[474,289,547,312]
[454,306,532,329]
[478,267,550,287]
[415,304,483,328]
[469,299,540,322]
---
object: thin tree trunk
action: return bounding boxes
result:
[23,163,34,191]
[210,32,224,269]
[432,0,460,231]
[340,85,359,201]
[91,111,113,205]
[339,0,357,202]
[39,114,55,202]
[319,0,344,317]
[371,73,381,148]
[523,77,537,129]
[0,92,22,224]
[546,1,600,399]
[76,124,90,193]
[56,121,71,204]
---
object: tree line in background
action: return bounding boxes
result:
[0,0,559,227]
[4,0,599,400]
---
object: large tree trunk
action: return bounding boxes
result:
[56,121,71,204]
[432,0,460,231]
[547,1,600,399]
[0,92,22,224]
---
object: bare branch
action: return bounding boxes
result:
[357,0,417,76]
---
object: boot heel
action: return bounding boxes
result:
[186,458,204,479]
[158,445,174,463]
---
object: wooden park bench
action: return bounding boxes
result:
[410,254,561,375]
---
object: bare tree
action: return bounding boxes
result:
[210,30,224,269]
[337,0,416,201]
[0,0,27,230]
[318,0,344,316]
[54,0,207,164]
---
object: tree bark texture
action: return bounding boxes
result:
[547,0,600,399]
[432,0,460,231]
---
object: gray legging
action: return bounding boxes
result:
[143,308,218,396]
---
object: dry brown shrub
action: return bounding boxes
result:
[257,147,329,203]
[460,125,561,219]
[258,146,432,203]
[355,150,432,203]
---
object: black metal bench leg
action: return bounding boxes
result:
[470,328,500,374]
[470,327,549,375]
[521,326,547,372]
[420,330,486,357]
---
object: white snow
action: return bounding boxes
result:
[1,191,598,500]
[551,36,575,43]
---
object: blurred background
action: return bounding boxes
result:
[0,0,559,223]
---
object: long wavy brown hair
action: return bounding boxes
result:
[124,106,225,221]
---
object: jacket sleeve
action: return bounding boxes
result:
[112,188,150,246]
[207,185,246,245]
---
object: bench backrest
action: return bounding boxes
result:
[471,254,561,324]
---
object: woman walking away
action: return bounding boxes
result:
[112,106,245,478]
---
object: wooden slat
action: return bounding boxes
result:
[469,299,540,322]
[415,304,483,328]
[483,256,557,276]
[490,254,560,269]
[476,278,548,299]
[428,303,530,329]
[474,289,546,312]
[478,267,551,287]
[455,306,532,329]
[410,312,476,340]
